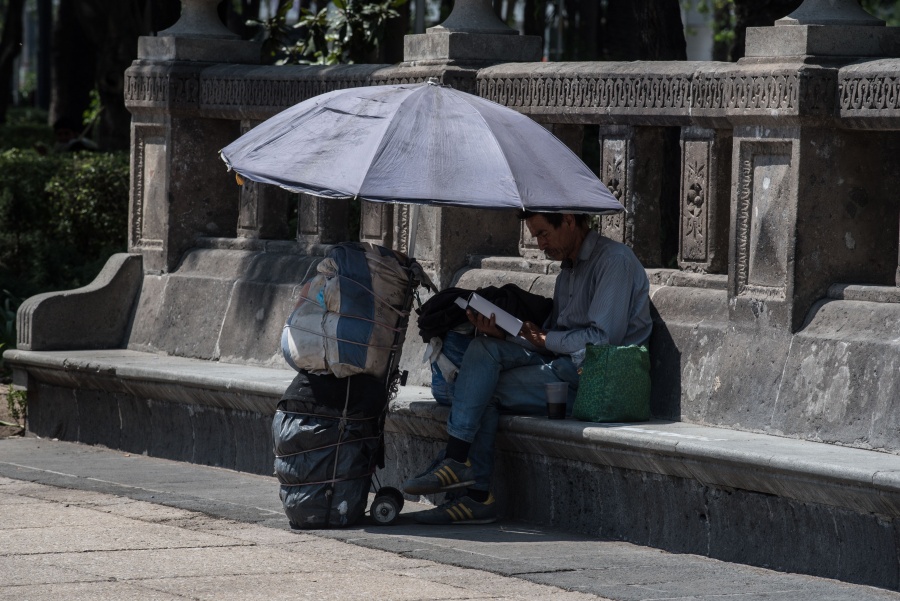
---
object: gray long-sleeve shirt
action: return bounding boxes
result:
[543,230,652,360]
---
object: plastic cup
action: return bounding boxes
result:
[545,382,568,419]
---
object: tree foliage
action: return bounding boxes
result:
[862,0,900,25]
[257,0,407,65]
[0,148,128,302]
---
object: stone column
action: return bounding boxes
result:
[125,0,260,273]
[728,0,900,332]
[703,0,900,424]
[359,0,542,287]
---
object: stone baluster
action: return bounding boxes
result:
[235,121,292,241]
[678,127,731,274]
[296,195,350,251]
[359,201,395,249]
[236,180,293,241]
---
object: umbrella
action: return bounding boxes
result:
[220,79,623,254]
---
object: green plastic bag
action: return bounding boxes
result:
[572,344,651,423]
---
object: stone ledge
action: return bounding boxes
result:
[460,260,728,290]
[828,283,900,303]
[4,349,294,413]
[387,386,900,519]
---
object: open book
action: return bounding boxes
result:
[454,292,524,337]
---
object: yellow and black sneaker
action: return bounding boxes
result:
[414,494,498,525]
[402,457,475,495]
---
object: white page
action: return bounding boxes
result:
[465,292,523,337]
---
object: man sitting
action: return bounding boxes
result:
[403,211,653,525]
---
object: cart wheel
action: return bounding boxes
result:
[378,486,405,512]
[371,494,400,525]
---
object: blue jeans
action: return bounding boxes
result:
[446,337,580,491]
[430,331,472,406]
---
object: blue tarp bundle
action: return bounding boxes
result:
[282,242,412,379]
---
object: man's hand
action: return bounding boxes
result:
[520,321,547,349]
[467,309,505,339]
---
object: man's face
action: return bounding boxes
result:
[525,214,578,262]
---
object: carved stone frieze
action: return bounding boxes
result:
[125,66,201,111]
[694,74,799,111]
[127,59,900,130]
[200,75,377,112]
[125,72,170,105]
[475,66,840,125]
[478,74,693,111]
[125,63,446,119]
[840,75,900,111]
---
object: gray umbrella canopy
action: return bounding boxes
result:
[220,80,622,214]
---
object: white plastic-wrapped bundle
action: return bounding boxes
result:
[281,242,413,379]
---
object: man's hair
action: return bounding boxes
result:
[518,211,590,229]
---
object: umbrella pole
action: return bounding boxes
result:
[407,204,420,259]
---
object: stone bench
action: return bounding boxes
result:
[6,348,293,474]
[384,387,900,590]
[8,244,900,589]
[9,341,900,587]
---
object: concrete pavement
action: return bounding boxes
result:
[1,437,898,601]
